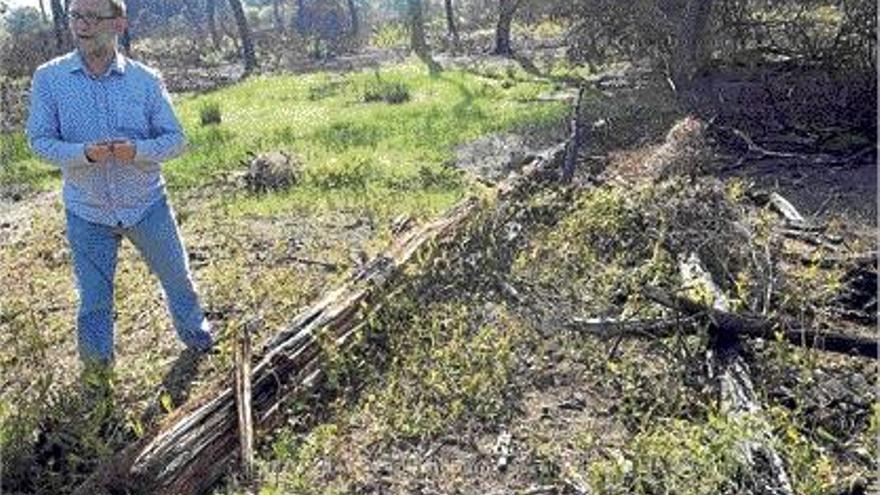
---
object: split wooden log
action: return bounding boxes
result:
[680,253,794,495]
[768,192,805,223]
[233,321,255,480]
[643,287,878,360]
[72,143,569,495]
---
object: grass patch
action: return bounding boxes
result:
[0,133,58,193]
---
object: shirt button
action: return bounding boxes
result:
[117,221,123,228]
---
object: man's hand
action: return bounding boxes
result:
[109,140,136,163]
[85,142,113,163]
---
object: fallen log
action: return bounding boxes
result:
[680,253,794,495]
[72,143,569,495]
[643,288,878,360]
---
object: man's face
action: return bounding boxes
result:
[68,0,126,56]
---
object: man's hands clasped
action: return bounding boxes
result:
[85,139,136,164]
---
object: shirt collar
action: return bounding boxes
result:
[68,50,126,76]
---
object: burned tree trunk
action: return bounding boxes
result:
[346,0,359,40]
[444,0,460,52]
[494,0,523,56]
[227,0,257,75]
[671,0,714,88]
[408,0,442,74]
[50,0,69,52]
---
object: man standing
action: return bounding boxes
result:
[26,0,214,380]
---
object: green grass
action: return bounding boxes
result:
[169,60,565,218]
[1,60,566,218]
[0,133,57,192]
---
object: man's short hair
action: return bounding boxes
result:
[108,0,126,17]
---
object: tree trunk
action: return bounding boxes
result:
[671,0,714,88]
[121,0,141,55]
[346,0,359,39]
[444,0,460,51]
[227,0,257,75]
[206,0,220,49]
[50,0,68,52]
[493,0,521,56]
[272,0,284,33]
[38,0,48,23]
[408,0,442,74]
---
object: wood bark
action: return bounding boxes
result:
[38,0,48,22]
[50,0,68,52]
[680,253,795,495]
[494,0,523,56]
[233,323,254,480]
[671,0,714,88]
[227,0,257,75]
[408,0,442,74]
[71,143,570,495]
[444,0,460,51]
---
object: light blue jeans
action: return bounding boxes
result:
[65,196,213,364]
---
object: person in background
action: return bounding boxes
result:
[26,0,214,398]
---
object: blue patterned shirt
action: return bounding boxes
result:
[26,50,185,227]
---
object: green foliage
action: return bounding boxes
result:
[1,110,55,193]
[363,302,524,439]
[586,414,760,495]
[369,22,408,49]
[515,184,677,317]
[360,77,410,104]
[199,100,222,126]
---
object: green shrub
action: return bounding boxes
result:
[199,101,222,126]
[369,22,408,49]
[361,79,410,105]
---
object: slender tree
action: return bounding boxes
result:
[494,0,524,56]
[227,0,257,75]
[38,0,48,23]
[444,0,460,52]
[272,0,284,33]
[346,0,359,39]
[408,0,441,73]
[206,0,220,49]
[49,0,68,51]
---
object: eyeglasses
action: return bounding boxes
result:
[68,11,117,24]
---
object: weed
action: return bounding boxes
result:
[199,100,222,126]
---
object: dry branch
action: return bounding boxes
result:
[72,143,569,495]
[680,253,794,495]
[643,288,878,360]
